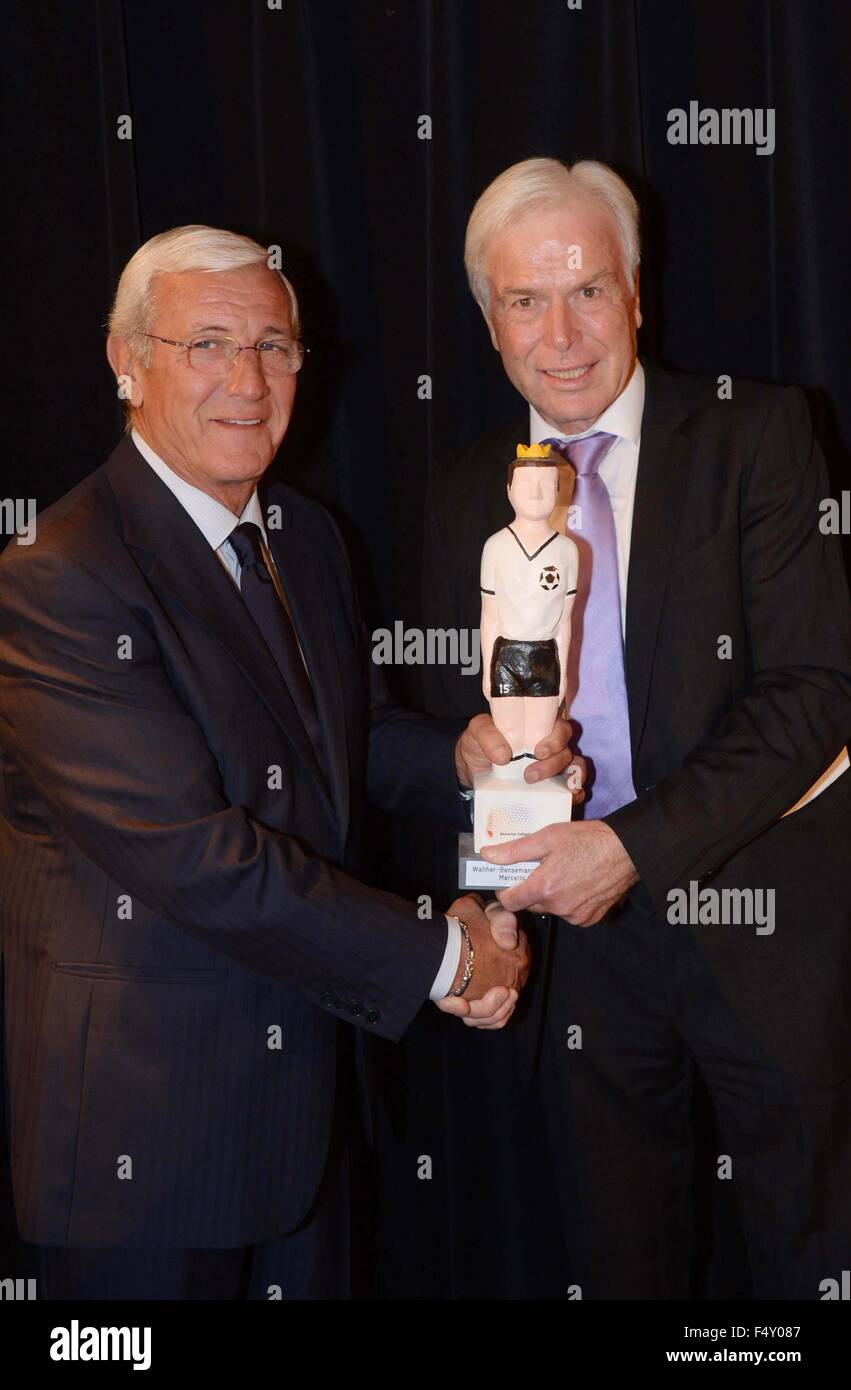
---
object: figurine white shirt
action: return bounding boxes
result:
[481,527,578,641]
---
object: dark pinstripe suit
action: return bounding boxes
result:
[0,435,462,1260]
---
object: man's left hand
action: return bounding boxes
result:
[480,820,639,925]
[455,713,586,799]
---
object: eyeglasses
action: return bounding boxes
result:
[143,332,308,377]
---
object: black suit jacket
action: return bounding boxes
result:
[422,358,851,1084]
[0,435,463,1248]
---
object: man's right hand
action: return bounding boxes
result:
[434,894,530,1029]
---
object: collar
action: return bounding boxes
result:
[131,428,267,551]
[529,358,645,449]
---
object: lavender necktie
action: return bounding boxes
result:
[542,432,636,817]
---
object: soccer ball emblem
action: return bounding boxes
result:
[539,565,559,590]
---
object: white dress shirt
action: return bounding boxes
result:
[529,365,849,815]
[132,428,274,580]
[131,429,460,999]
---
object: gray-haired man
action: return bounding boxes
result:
[0,224,565,1299]
[422,157,851,1299]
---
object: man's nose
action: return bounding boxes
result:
[225,348,268,397]
[542,299,580,351]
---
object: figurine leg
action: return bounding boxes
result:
[489,696,527,776]
[521,695,561,760]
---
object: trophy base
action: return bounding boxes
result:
[458,769,573,889]
[458,832,541,890]
[472,767,572,853]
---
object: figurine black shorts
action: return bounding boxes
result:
[490,636,559,698]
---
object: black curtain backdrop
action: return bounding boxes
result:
[1,0,849,1298]
[2,0,850,620]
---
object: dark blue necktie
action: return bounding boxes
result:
[228,521,325,762]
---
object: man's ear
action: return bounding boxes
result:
[106,333,127,377]
[633,270,642,330]
[107,334,142,408]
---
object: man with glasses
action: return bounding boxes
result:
[0,225,557,1299]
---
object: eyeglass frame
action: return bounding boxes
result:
[141,332,309,375]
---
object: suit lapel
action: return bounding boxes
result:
[624,360,692,768]
[106,438,335,823]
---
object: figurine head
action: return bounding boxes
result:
[507,443,560,521]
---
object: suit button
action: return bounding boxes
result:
[365,1008,380,1025]
[349,1000,364,1016]
[320,990,335,1007]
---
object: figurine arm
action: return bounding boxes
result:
[480,592,499,703]
[556,592,574,708]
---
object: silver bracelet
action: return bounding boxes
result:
[448,916,475,997]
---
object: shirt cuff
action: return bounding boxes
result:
[429,915,463,1000]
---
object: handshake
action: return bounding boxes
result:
[431,711,639,1029]
[431,709,588,1031]
[435,893,530,1031]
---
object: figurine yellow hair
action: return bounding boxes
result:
[515,442,552,460]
